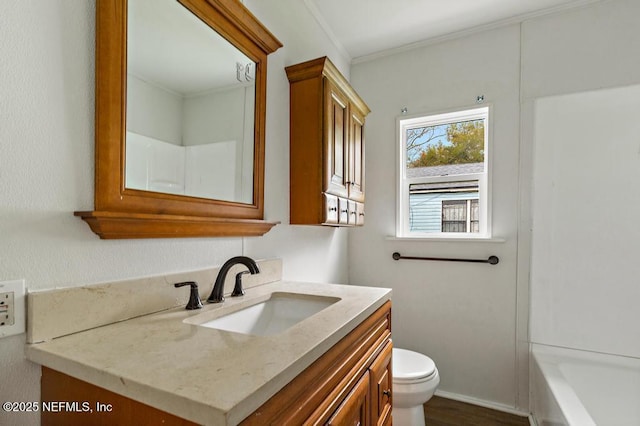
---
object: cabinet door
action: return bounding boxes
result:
[370,341,393,426]
[326,371,370,426]
[324,82,350,199]
[348,108,365,203]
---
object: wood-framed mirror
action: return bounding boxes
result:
[75,0,282,239]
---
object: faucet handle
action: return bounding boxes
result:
[231,271,250,297]
[174,281,203,310]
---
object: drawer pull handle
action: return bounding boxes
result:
[382,389,391,396]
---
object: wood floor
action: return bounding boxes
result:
[423,396,530,426]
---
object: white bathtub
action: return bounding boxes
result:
[531,344,640,426]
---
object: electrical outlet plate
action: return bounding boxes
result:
[0,279,26,338]
[0,292,15,326]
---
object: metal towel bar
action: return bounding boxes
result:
[392,252,499,265]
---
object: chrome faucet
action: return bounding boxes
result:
[207,256,260,303]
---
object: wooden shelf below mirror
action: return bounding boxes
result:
[74,211,279,239]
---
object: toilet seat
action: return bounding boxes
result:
[393,348,437,384]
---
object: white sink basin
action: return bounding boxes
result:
[186,292,340,336]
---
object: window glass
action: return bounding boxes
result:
[398,107,489,237]
[406,119,485,170]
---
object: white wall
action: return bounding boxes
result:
[0,1,350,425]
[523,0,640,359]
[350,25,523,409]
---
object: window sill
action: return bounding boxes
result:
[386,235,506,243]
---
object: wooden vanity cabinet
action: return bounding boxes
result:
[286,57,370,227]
[241,301,392,425]
[370,341,393,426]
[326,371,370,426]
[40,367,199,426]
[40,301,392,426]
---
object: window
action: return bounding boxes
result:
[397,106,490,238]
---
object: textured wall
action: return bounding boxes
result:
[350,25,522,409]
[0,1,350,425]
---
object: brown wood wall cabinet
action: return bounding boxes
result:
[40,302,392,425]
[286,57,370,227]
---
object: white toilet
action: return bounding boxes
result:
[392,348,440,426]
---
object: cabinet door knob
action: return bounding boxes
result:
[382,389,391,396]
[328,207,337,212]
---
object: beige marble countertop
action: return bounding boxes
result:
[26,281,391,425]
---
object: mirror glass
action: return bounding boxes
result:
[126,0,256,204]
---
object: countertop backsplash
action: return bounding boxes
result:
[27,258,282,343]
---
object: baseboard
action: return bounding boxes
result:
[434,390,531,418]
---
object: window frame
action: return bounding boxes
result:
[396,105,492,239]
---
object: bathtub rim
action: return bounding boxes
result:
[531,343,597,426]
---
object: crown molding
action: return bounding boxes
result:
[301,0,352,63]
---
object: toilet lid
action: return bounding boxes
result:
[393,348,436,382]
